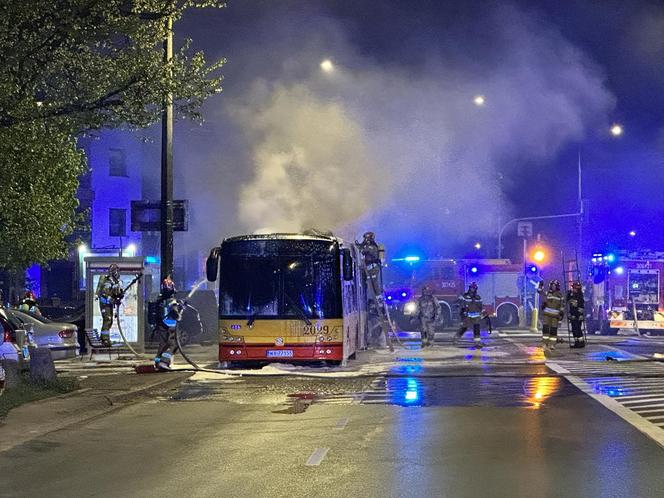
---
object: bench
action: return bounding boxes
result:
[84,329,131,361]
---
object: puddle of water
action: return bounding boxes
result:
[584,350,633,362]
[381,376,570,408]
[273,392,318,414]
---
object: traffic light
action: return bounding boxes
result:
[531,247,547,264]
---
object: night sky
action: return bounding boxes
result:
[169,0,664,262]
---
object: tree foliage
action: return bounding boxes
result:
[0,0,225,268]
[0,122,86,268]
[0,0,225,131]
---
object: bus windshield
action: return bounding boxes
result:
[219,238,342,319]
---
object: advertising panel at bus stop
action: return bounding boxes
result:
[84,256,145,352]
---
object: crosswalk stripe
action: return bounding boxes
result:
[547,358,664,449]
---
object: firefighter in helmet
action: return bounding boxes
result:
[417,285,442,347]
[18,290,41,316]
[357,231,383,298]
[566,280,586,348]
[539,279,564,350]
[456,282,484,347]
[95,263,122,346]
[154,276,182,370]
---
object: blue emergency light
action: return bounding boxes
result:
[469,266,479,274]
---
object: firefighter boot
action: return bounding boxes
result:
[541,325,550,351]
[100,332,112,347]
[571,339,586,348]
[158,352,173,370]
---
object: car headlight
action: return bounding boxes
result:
[403,302,417,315]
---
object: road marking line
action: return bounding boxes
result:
[618,393,664,401]
[547,361,664,450]
[622,397,664,405]
[645,415,664,421]
[305,447,329,466]
[352,393,365,404]
[334,417,349,430]
[634,408,664,414]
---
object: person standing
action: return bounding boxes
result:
[456,282,484,347]
[153,276,182,370]
[539,280,564,351]
[18,291,40,316]
[566,281,586,348]
[417,285,441,347]
[95,264,123,347]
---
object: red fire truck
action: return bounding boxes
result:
[383,257,523,331]
[589,250,664,335]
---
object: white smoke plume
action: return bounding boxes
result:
[231,83,386,233]
[179,2,615,257]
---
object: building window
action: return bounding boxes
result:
[109,148,127,177]
[109,208,127,237]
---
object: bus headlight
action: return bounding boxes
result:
[403,302,417,315]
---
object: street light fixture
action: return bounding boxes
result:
[474,242,481,250]
[532,249,546,263]
[320,59,334,73]
[610,124,623,137]
[473,95,485,106]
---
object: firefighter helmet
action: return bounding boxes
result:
[549,279,561,291]
[362,231,375,242]
[468,282,478,293]
[161,276,176,299]
[421,285,433,296]
[108,263,120,280]
[572,280,582,290]
[23,290,37,302]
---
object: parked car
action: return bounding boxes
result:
[5,309,78,360]
[0,307,20,361]
[40,305,86,353]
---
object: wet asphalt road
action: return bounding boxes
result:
[2,336,664,497]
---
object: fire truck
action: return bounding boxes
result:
[383,257,523,331]
[588,250,664,335]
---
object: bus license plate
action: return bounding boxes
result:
[267,350,293,358]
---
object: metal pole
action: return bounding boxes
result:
[577,150,584,269]
[160,16,174,283]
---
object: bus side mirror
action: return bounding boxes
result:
[342,248,354,281]
[206,247,220,282]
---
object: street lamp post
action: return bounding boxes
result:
[160,16,174,283]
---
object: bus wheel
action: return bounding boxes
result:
[496,304,519,327]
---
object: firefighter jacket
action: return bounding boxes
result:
[566,290,585,320]
[358,241,381,266]
[417,294,442,321]
[460,292,483,319]
[18,299,40,316]
[96,275,123,306]
[541,290,564,318]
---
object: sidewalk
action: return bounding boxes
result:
[0,369,193,453]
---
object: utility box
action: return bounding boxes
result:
[85,257,145,352]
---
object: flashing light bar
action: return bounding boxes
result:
[392,255,421,263]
